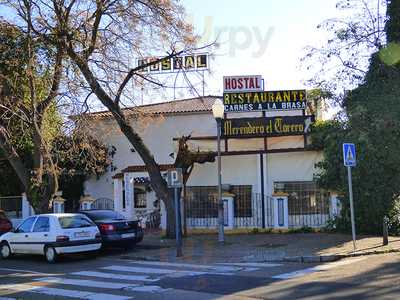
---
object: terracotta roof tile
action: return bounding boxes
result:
[83,96,221,119]
[112,173,124,179]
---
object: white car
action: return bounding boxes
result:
[0,213,101,263]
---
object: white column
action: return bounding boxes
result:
[113,178,123,213]
[330,194,340,218]
[273,195,288,229]
[123,172,135,219]
[222,194,234,229]
[21,193,34,218]
[160,199,167,230]
[79,195,95,210]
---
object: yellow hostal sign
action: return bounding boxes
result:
[222,115,315,138]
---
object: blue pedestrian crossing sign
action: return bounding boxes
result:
[343,143,356,167]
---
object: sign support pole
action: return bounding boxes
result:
[166,168,184,257]
[174,187,183,257]
[347,166,356,252]
[217,118,224,243]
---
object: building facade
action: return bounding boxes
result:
[82,96,339,230]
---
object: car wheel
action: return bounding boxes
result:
[44,246,58,263]
[0,242,12,259]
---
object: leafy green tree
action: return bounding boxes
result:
[0,127,111,208]
[0,18,109,213]
[311,0,400,234]
[302,0,387,104]
[0,19,63,212]
[52,132,111,211]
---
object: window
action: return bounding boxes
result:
[33,217,50,232]
[134,187,147,208]
[274,181,329,215]
[186,185,252,218]
[58,215,95,229]
[186,186,218,218]
[17,216,36,233]
[231,185,252,217]
[0,196,22,218]
[83,210,125,221]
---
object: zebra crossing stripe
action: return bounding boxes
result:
[102,265,207,276]
[129,261,242,272]
[0,283,130,300]
[0,267,56,276]
[272,257,367,280]
[124,285,170,293]
[217,262,282,268]
[272,267,316,279]
[35,277,169,293]
[34,277,138,289]
[71,270,159,282]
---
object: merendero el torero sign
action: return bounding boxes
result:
[222,115,314,138]
[223,89,307,112]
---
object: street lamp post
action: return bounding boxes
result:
[212,99,225,243]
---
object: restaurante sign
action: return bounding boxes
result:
[222,115,314,138]
[223,90,307,112]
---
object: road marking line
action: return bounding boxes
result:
[129,261,241,272]
[0,268,56,276]
[102,265,207,276]
[272,257,367,280]
[35,277,138,289]
[0,283,130,300]
[104,264,236,277]
[124,285,170,293]
[272,267,315,279]
[217,262,282,268]
[0,297,16,300]
[35,277,169,293]
[71,270,159,282]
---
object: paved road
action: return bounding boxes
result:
[0,251,398,299]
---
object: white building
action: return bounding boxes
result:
[82,96,339,230]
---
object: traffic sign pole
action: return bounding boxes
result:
[166,169,183,257]
[343,143,357,252]
[347,166,357,252]
[174,187,183,257]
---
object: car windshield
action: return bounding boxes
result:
[84,211,126,221]
[58,215,95,229]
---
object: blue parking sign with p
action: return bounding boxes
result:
[343,143,356,167]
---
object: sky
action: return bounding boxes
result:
[0,0,347,111]
[177,0,342,96]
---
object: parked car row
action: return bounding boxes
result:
[0,210,143,263]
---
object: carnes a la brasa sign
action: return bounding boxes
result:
[223,75,263,93]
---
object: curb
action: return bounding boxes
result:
[116,248,400,264]
[265,248,400,263]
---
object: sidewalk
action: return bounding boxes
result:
[121,231,400,264]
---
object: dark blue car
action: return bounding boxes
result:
[79,210,143,248]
